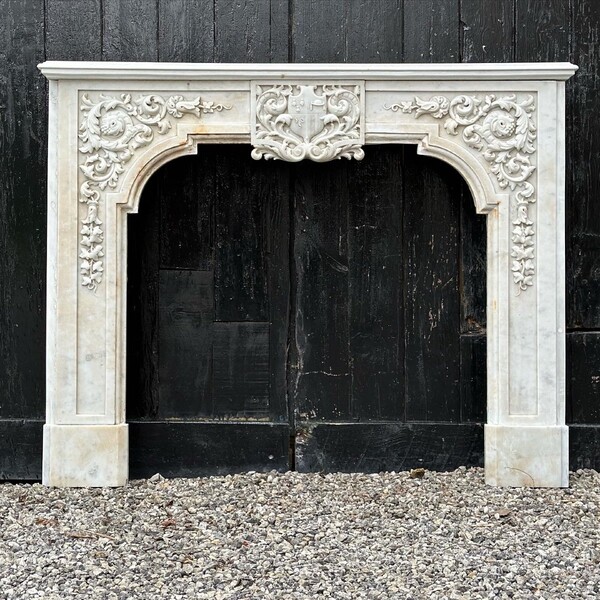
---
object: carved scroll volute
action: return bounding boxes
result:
[77,93,231,291]
[251,83,365,163]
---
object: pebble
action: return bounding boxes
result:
[0,468,599,599]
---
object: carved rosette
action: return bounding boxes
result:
[78,93,231,290]
[385,94,537,293]
[251,84,364,162]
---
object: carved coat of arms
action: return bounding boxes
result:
[252,83,364,162]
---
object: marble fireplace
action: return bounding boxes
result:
[39,62,577,487]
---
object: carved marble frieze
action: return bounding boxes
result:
[384,94,537,292]
[78,93,231,290]
[251,83,364,162]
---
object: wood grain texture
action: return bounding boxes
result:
[567,332,600,424]
[515,0,570,62]
[291,0,403,62]
[46,0,102,60]
[0,0,46,419]
[102,0,158,61]
[403,150,462,423]
[290,161,352,421]
[348,147,404,421]
[158,0,215,62]
[129,422,290,478]
[403,0,459,62]
[296,422,485,473]
[158,270,214,418]
[567,0,600,329]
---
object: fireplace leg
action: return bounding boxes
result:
[42,424,128,487]
[484,425,568,487]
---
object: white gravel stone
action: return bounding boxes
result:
[1,468,600,599]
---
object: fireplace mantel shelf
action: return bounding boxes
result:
[40,61,577,487]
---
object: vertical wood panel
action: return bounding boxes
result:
[291,162,351,421]
[158,270,214,418]
[0,0,46,419]
[102,0,159,61]
[403,0,460,62]
[214,149,269,322]
[403,150,462,422]
[567,0,600,329]
[291,0,403,62]
[214,0,285,62]
[127,169,161,419]
[46,0,102,60]
[159,155,214,271]
[348,148,404,420]
[213,323,270,416]
[567,333,600,424]
[460,0,515,62]
[515,0,570,62]
[158,0,215,62]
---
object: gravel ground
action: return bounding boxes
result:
[1,467,599,599]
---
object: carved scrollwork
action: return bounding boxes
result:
[385,94,537,293]
[251,84,364,162]
[78,93,231,290]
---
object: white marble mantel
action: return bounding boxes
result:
[39,61,578,487]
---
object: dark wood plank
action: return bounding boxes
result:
[291,161,352,421]
[515,0,570,62]
[0,0,46,420]
[214,0,279,62]
[158,270,214,418]
[46,0,102,60]
[460,334,486,423]
[127,166,162,419]
[567,0,600,329]
[403,0,459,62]
[291,0,403,63]
[0,420,44,481]
[158,0,215,62]
[345,1,403,62]
[213,323,270,417]
[460,0,515,62]
[290,0,346,62]
[569,425,600,471]
[159,154,214,271]
[214,147,269,322]
[348,147,404,421]
[296,422,484,473]
[403,149,462,422]
[567,332,600,424]
[102,0,158,61]
[129,422,290,478]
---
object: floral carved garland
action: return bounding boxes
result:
[78,93,231,290]
[384,94,537,293]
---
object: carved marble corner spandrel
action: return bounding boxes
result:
[384,93,537,293]
[77,92,231,290]
[251,82,365,162]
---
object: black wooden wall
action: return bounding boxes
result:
[1,0,599,479]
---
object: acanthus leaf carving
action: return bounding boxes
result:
[251,84,364,163]
[385,94,537,293]
[78,93,231,290]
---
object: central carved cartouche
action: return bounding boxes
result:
[251,83,364,162]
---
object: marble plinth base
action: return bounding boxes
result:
[43,424,128,487]
[485,425,568,487]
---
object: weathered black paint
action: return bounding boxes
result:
[1,0,599,479]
